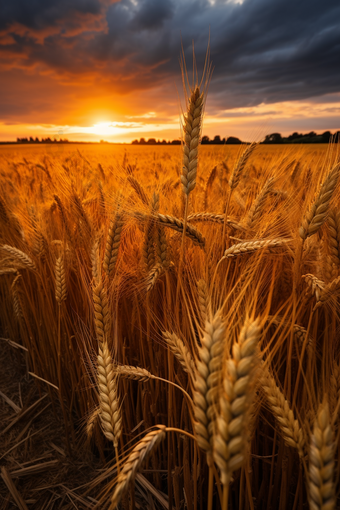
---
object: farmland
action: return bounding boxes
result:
[0,141,339,509]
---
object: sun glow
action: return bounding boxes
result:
[91,122,122,137]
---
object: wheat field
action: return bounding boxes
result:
[0,133,339,510]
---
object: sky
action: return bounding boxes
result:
[0,0,339,143]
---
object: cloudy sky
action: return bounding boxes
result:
[0,0,339,142]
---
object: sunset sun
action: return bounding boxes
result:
[91,122,121,137]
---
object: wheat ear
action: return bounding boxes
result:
[1,245,36,271]
[135,212,205,248]
[187,213,246,232]
[111,426,166,509]
[91,238,101,284]
[197,279,210,324]
[54,195,72,239]
[309,403,335,510]
[302,274,325,301]
[86,406,100,440]
[204,166,217,209]
[222,238,290,259]
[214,318,261,484]
[193,312,225,458]
[181,87,204,195]
[313,275,340,311]
[97,340,122,447]
[229,142,258,191]
[93,278,110,348]
[327,209,340,266]
[11,273,25,322]
[103,213,123,276]
[0,268,18,276]
[262,370,305,458]
[55,256,67,304]
[127,175,149,205]
[146,263,164,292]
[116,365,155,382]
[247,177,275,229]
[299,162,340,241]
[162,331,196,381]
[158,213,206,248]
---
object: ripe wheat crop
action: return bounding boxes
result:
[0,71,340,509]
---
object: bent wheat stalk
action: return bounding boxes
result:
[221,238,290,259]
[188,213,246,232]
[262,370,305,458]
[162,331,196,381]
[111,426,166,509]
[146,263,164,292]
[1,245,36,271]
[299,162,340,241]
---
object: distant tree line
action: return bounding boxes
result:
[131,138,181,145]
[262,131,340,144]
[16,137,70,143]
[13,130,340,145]
[131,131,340,145]
[131,135,243,145]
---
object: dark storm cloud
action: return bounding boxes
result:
[0,0,340,113]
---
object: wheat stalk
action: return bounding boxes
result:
[155,222,170,269]
[221,238,290,259]
[302,274,325,301]
[97,340,122,447]
[55,256,67,304]
[187,213,246,232]
[262,370,305,458]
[115,365,154,382]
[204,166,217,209]
[111,426,166,509]
[93,278,110,348]
[193,312,225,458]
[299,162,340,241]
[197,279,210,324]
[0,268,18,276]
[1,245,36,271]
[135,212,205,248]
[327,209,340,266]
[162,331,196,381]
[181,87,204,196]
[11,273,25,323]
[229,142,258,191]
[127,175,149,205]
[86,406,100,440]
[103,213,123,276]
[146,263,164,292]
[54,195,72,239]
[214,318,261,485]
[309,403,335,510]
[247,177,275,229]
[313,275,340,311]
[91,238,101,284]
